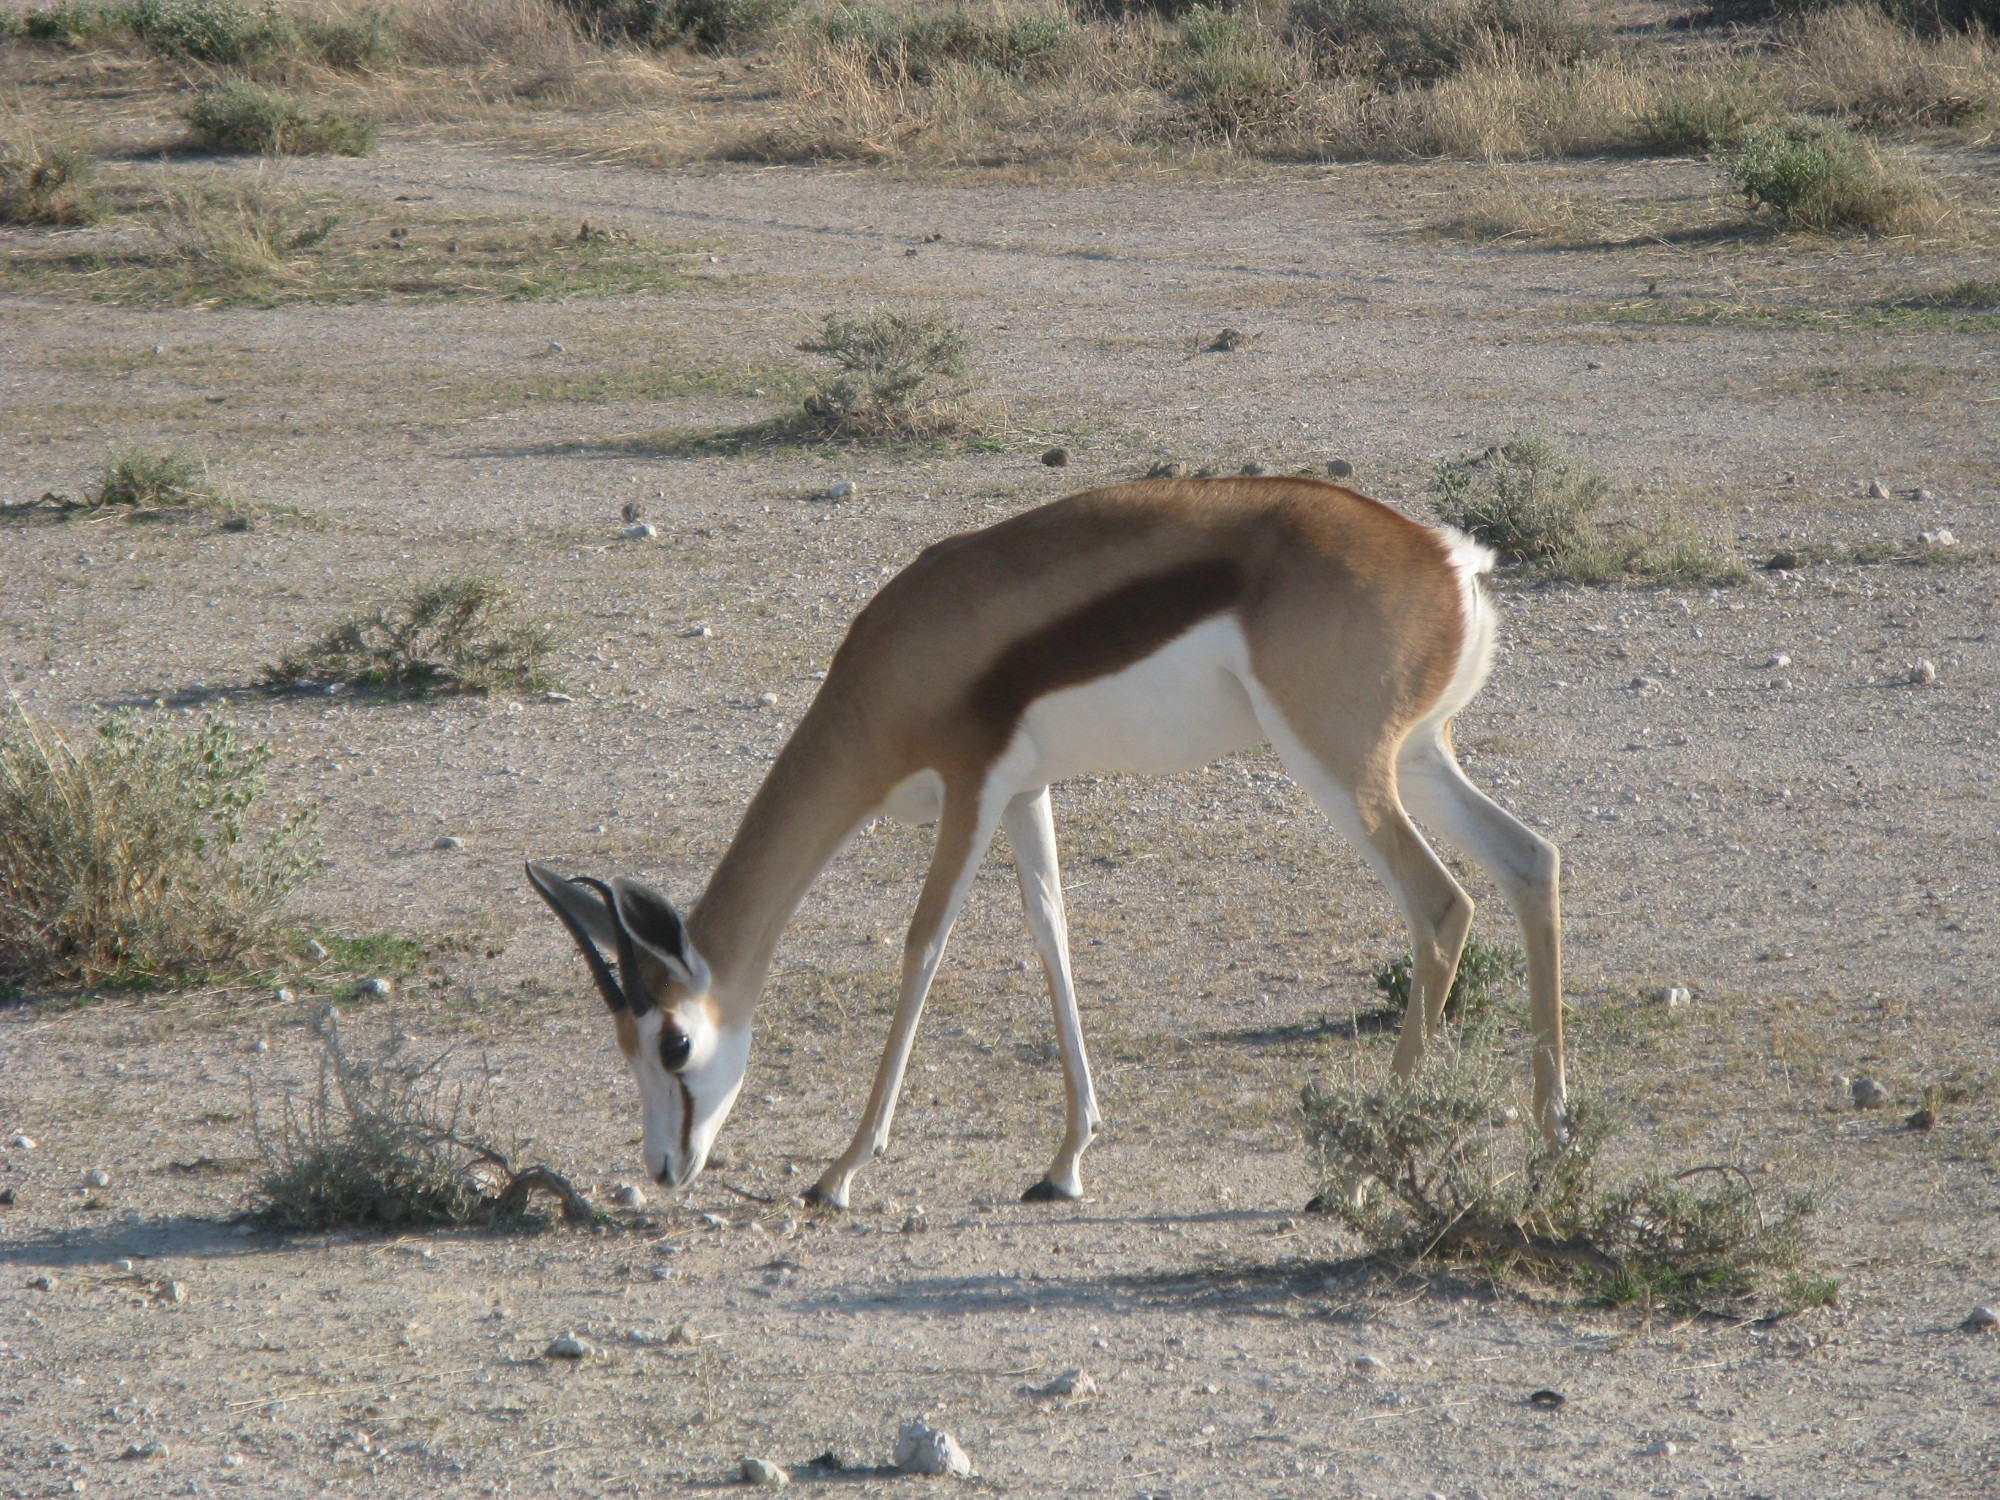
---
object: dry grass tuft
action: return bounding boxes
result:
[91,446,224,510]
[146,172,339,286]
[1784,4,1999,130]
[265,576,563,697]
[0,706,317,990]
[798,305,977,440]
[0,127,99,226]
[187,78,378,154]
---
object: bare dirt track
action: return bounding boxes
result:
[3,135,2000,1498]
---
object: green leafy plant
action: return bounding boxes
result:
[1167,7,1300,140]
[1431,431,1607,565]
[0,707,318,987]
[798,306,975,440]
[1373,936,1524,1023]
[1728,119,1942,234]
[818,3,1078,82]
[188,80,378,156]
[266,576,562,697]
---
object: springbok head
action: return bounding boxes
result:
[525,862,747,1190]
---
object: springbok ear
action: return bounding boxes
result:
[525,861,634,1015]
[610,877,706,992]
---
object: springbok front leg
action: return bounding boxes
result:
[808,781,1004,1210]
[1002,786,1102,1203]
[1398,734,1566,1137]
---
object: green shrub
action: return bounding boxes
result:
[0,707,317,987]
[1373,936,1524,1023]
[266,577,563,697]
[91,447,220,509]
[301,8,400,70]
[128,0,276,63]
[1286,0,1596,86]
[1167,7,1299,138]
[1431,431,1607,565]
[554,0,798,47]
[1631,74,1776,153]
[798,307,975,440]
[1728,119,1942,234]
[188,80,377,155]
[0,135,99,226]
[819,4,1079,83]
[19,3,130,46]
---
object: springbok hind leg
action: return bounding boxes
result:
[1399,733,1566,1137]
[808,784,1002,1211]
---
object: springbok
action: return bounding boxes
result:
[527,478,1563,1209]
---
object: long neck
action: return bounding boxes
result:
[687,695,891,1019]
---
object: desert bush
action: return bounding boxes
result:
[299,6,402,69]
[1287,0,1595,86]
[0,708,317,988]
[798,307,975,439]
[255,1012,593,1229]
[1300,1043,1826,1310]
[127,0,276,60]
[90,447,222,510]
[1373,936,1524,1023]
[0,133,99,226]
[1166,6,1302,138]
[1728,118,1943,233]
[553,0,797,47]
[1630,70,1776,152]
[1432,431,1606,566]
[1783,5,1997,129]
[188,80,377,154]
[266,576,562,696]
[146,173,338,284]
[819,3,1080,83]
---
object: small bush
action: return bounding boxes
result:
[1168,7,1301,138]
[0,708,318,988]
[188,80,378,156]
[554,0,797,47]
[1373,936,1524,1023]
[300,8,401,70]
[128,0,274,61]
[1287,0,1596,86]
[1431,431,1606,566]
[819,3,1079,83]
[1631,73,1775,152]
[146,174,338,284]
[1300,1044,1826,1311]
[798,307,974,440]
[255,1013,593,1230]
[0,134,99,226]
[91,447,220,510]
[266,576,562,696]
[1728,119,1943,234]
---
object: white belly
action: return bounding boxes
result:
[1012,613,1262,787]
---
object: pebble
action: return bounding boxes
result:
[548,340,566,354]
[356,977,392,998]
[123,1441,170,1461]
[84,1169,110,1189]
[1039,1368,1098,1398]
[1041,446,1072,467]
[611,1183,646,1208]
[115,1258,135,1272]
[544,690,574,703]
[7,1135,36,1150]
[1326,458,1354,479]
[1764,653,1791,669]
[433,835,463,851]
[894,1420,972,1478]
[221,1452,244,1468]
[1851,1077,1889,1110]
[825,479,856,502]
[1353,1353,1385,1373]
[1640,1440,1678,1458]
[545,1333,596,1359]
[1964,1306,1999,1332]
[1866,478,1890,500]
[756,692,779,708]
[741,1457,791,1487]
[699,1212,729,1230]
[161,1280,188,1304]
[619,523,657,541]
[1909,659,1937,685]
[1919,528,1955,548]
[29,1273,58,1291]
[305,939,330,961]
[1651,985,1692,1008]
[1906,1106,1936,1131]
[683,624,713,639]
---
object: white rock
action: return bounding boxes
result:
[825,479,856,502]
[306,940,330,961]
[1650,985,1692,1009]
[1353,1353,1385,1373]
[699,1212,729,1230]
[1965,1306,1999,1332]
[756,692,778,708]
[433,835,463,851]
[1039,1368,1098,1398]
[611,1183,646,1208]
[548,341,566,354]
[84,1169,110,1189]
[1639,1440,1678,1458]
[356,977,392,998]
[620,523,657,541]
[1919,529,1956,548]
[161,1280,188,1304]
[741,1457,791,1487]
[114,1258,135,1273]
[544,690,574,703]
[894,1420,972,1478]
[1866,478,1890,500]
[1851,1077,1890,1110]
[252,1037,270,1053]
[7,1135,36,1150]
[545,1333,596,1359]
[1909,659,1937,686]
[273,988,293,1005]
[221,1452,245,1468]
[1763,654,1791,669]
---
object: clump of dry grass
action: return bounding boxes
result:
[266,576,562,696]
[1287,0,1598,86]
[1300,1042,1828,1312]
[187,78,378,153]
[255,1011,594,1229]
[0,129,99,226]
[1783,4,1999,129]
[146,172,338,285]
[798,306,977,440]
[0,706,318,989]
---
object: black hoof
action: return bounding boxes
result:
[801,1186,846,1212]
[1021,1179,1077,1203]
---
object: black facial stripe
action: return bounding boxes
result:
[678,1076,694,1161]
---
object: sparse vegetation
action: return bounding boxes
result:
[187,80,378,155]
[1287,0,1597,87]
[0,132,99,226]
[1728,118,1943,234]
[266,576,562,697]
[798,306,976,441]
[0,707,317,988]
[1373,936,1524,1024]
[255,1012,593,1230]
[1300,1043,1826,1312]
[91,446,222,511]
[144,173,339,288]
[557,0,798,47]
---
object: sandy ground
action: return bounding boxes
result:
[3,135,1999,1497]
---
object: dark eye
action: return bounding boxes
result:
[658,1029,692,1072]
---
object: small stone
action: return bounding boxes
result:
[84,1169,110,1189]
[1866,478,1890,500]
[161,1280,188,1304]
[894,1420,972,1478]
[1906,1106,1937,1131]
[1764,654,1791,669]
[115,1258,135,1273]
[355,977,392,998]
[700,1212,729,1230]
[306,940,330,961]
[1039,1368,1097,1398]
[7,1134,36,1150]
[1639,1440,1678,1458]
[1964,1306,1999,1332]
[611,1183,646,1208]
[29,1273,57,1291]
[433,835,463,851]
[123,1441,170,1461]
[1911,487,1934,504]
[1353,1353,1385,1373]
[588,824,607,835]
[620,523,657,541]
[1041,446,1071,467]
[741,1457,791,1487]
[1650,985,1692,1009]
[252,1037,271,1056]
[545,1333,596,1360]
[665,1323,700,1346]
[221,1452,245,1468]
[756,692,778,708]
[1851,1077,1889,1110]
[1909,659,1937,686]
[548,340,566,354]
[1326,458,1355,479]
[1919,529,1956,548]
[1208,327,1249,352]
[683,624,713,639]
[825,479,856,502]
[544,690,574,703]
[1764,550,1803,571]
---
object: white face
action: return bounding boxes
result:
[628,1003,751,1190]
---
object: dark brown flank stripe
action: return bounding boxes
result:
[966,558,1245,745]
